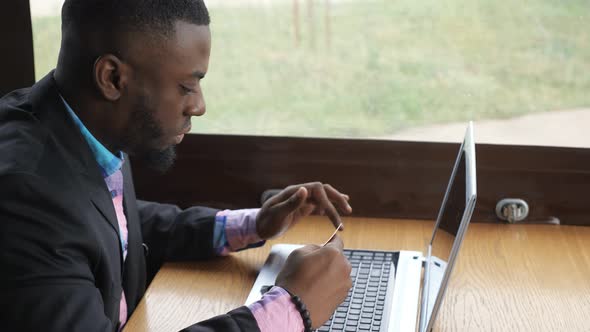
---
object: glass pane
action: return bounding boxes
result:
[30,0,62,82]
[31,0,590,147]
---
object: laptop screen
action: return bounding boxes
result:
[420,122,477,332]
[431,150,466,262]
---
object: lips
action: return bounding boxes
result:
[181,123,192,135]
[173,124,192,145]
[174,134,185,144]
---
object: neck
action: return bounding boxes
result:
[54,68,122,154]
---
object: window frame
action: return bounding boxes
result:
[0,0,35,96]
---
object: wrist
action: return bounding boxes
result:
[255,215,275,240]
[281,287,313,332]
[219,209,264,250]
[250,286,306,332]
[255,216,266,240]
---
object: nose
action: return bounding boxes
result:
[186,96,206,117]
[194,100,206,116]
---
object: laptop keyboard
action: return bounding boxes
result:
[315,249,399,332]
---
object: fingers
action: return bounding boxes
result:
[296,234,343,256]
[323,184,352,214]
[297,243,322,254]
[264,182,352,231]
[321,223,343,247]
[269,183,351,213]
[300,204,317,218]
[323,234,344,252]
[276,234,351,328]
[286,187,308,210]
[312,185,343,230]
[268,187,308,222]
[263,185,303,207]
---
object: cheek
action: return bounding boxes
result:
[149,89,183,129]
[165,100,188,124]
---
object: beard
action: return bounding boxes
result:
[120,94,177,173]
[137,144,176,173]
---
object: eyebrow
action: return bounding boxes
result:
[192,71,206,79]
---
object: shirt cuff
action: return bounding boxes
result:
[248,286,304,332]
[213,209,265,256]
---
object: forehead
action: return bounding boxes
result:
[169,21,211,64]
[130,21,211,77]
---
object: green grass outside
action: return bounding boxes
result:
[32,0,590,137]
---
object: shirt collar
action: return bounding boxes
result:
[60,96,124,177]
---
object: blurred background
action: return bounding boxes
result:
[30,0,590,146]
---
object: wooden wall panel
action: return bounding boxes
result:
[132,134,590,226]
[0,0,35,96]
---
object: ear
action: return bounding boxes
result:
[93,54,129,101]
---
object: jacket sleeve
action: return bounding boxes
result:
[179,307,261,332]
[136,201,263,332]
[136,199,221,280]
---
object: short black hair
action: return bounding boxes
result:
[62,0,210,38]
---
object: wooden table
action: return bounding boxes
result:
[124,217,590,332]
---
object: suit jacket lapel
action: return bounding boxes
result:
[87,179,121,238]
[121,158,146,312]
[29,71,122,239]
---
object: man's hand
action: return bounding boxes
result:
[256,182,352,240]
[275,236,352,329]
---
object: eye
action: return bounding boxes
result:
[180,84,196,95]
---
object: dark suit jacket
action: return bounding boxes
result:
[0,73,260,332]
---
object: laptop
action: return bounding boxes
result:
[246,122,477,332]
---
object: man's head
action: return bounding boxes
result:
[56,0,211,172]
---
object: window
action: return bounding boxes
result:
[31,0,590,147]
[30,0,62,85]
